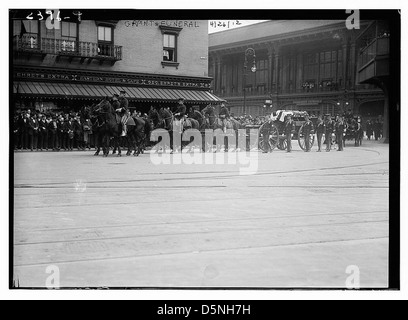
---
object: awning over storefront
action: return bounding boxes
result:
[13,81,225,103]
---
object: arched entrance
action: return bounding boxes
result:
[358,100,385,120]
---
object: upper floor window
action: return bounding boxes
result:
[159,25,182,68]
[14,20,39,49]
[98,26,112,42]
[61,22,77,52]
[97,26,113,56]
[163,33,176,62]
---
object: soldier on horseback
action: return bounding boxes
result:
[116,90,129,136]
[219,102,230,132]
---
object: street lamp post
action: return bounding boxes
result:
[243,48,256,115]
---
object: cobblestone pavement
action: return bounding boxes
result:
[13,140,389,288]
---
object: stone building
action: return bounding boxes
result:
[208,20,386,123]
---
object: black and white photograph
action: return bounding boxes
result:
[6,4,403,298]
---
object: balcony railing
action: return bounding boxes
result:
[13,34,41,52]
[14,35,123,63]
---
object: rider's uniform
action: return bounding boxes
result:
[219,106,230,131]
[118,96,129,136]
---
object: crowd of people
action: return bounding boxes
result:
[365,119,384,141]
[12,104,384,152]
[13,109,95,151]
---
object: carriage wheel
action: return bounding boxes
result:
[298,125,315,151]
[258,124,279,152]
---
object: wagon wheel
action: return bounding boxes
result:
[258,124,279,152]
[277,136,287,150]
[298,125,315,151]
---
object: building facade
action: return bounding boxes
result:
[12,18,222,114]
[208,20,386,122]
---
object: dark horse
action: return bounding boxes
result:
[93,98,122,157]
[126,115,152,156]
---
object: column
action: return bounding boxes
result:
[273,45,280,94]
[216,54,222,94]
[211,54,217,93]
[342,38,349,90]
[267,45,274,94]
[349,40,357,90]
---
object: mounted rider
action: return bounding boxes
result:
[202,104,215,128]
[115,90,129,136]
[174,98,187,119]
[189,106,205,128]
[219,102,230,132]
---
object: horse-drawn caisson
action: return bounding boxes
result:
[249,110,317,152]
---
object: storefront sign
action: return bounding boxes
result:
[15,71,211,89]
[124,20,200,28]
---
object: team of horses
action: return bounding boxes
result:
[80,97,244,157]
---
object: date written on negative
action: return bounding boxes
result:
[157,304,251,317]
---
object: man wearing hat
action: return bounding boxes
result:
[301,115,314,152]
[174,98,187,120]
[117,91,129,136]
[219,102,230,132]
[261,117,274,153]
[284,114,295,153]
[335,115,346,151]
[315,115,325,152]
[324,114,335,152]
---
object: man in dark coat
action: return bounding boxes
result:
[28,113,39,151]
[335,116,346,151]
[301,115,315,152]
[37,114,47,151]
[20,113,30,150]
[261,118,274,153]
[219,102,230,131]
[374,119,381,140]
[73,116,84,150]
[174,98,187,120]
[284,114,295,153]
[325,114,335,152]
[49,116,58,151]
[57,115,65,150]
[315,115,325,152]
[63,117,75,151]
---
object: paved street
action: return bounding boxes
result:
[13,140,389,288]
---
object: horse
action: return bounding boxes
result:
[93,97,121,157]
[201,105,240,152]
[125,115,152,156]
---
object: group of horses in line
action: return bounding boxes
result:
[81,97,245,157]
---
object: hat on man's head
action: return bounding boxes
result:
[178,97,185,102]
[119,90,126,95]
[113,93,119,97]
